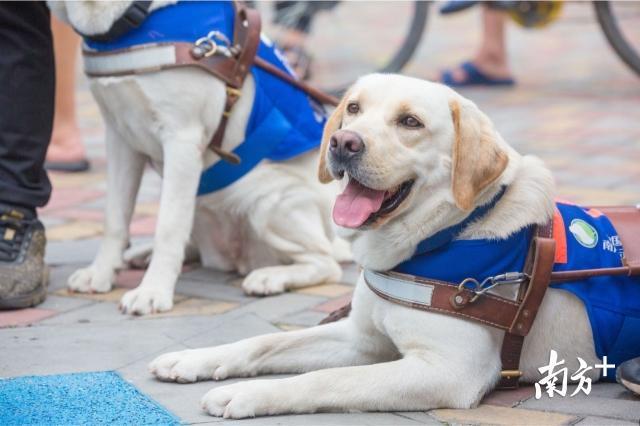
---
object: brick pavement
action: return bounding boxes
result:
[1,3,639,425]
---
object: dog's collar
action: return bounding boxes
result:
[414,185,508,255]
[80,1,152,43]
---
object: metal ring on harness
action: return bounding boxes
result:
[192,37,218,59]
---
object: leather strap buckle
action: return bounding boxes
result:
[226,87,242,98]
[500,369,523,378]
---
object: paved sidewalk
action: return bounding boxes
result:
[1,3,639,425]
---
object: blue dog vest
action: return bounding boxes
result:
[84,1,325,195]
[395,201,640,379]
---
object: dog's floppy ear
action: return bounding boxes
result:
[318,93,350,183]
[449,98,508,211]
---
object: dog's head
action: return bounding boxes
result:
[319,74,510,251]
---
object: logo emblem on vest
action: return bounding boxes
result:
[569,219,598,248]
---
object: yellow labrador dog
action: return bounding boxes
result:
[49,1,348,315]
[149,74,600,417]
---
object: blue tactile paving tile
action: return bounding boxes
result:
[0,371,180,425]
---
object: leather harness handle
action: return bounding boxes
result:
[207,2,261,161]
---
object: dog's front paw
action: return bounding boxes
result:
[149,349,214,383]
[68,266,113,293]
[242,267,287,296]
[149,346,248,383]
[119,286,173,315]
[201,381,272,419]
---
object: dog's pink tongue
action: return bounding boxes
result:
[333,179,385,228]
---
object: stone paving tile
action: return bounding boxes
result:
[313,293,353,314]
[149,298,238,319]
[1,314,249,376]
[0,322,175,376]
[295,283,353,297]
[133,202,159,216]
[576,416,640,426]
[430,404,577,425]
[40,188,104,212]
[393,411,444,424]
[482,385,536,407]
[216,413,429,425]
[46,263,84,291]
[54,287,129,303]
[38,301,130,326]
[175,276,252,304]
[47,171,106,189]
[46,220,103,241]
[130,216,157,236]
[0,308,58,328]
[45,239,101,266]
[232,292,325,322]
[520,392,640,421]
[274,309,328,328]
[37,294,95,313]
[180,267,237,284]
[48,207,104,222]
[181,312,282,349]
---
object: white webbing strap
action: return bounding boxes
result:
[363,269,434,306]
[83,44,177,77]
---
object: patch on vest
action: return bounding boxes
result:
[569,218,598,248]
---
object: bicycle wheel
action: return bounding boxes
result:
[257,1,429,95]
[594,1,640,77]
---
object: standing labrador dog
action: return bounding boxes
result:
[149,74,614,418]
[49,1,348,315]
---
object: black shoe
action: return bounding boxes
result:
[617,357,640,396]
[0,205,48,310]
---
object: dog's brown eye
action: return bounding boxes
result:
[346,102,360,114]
[399,115,423,128]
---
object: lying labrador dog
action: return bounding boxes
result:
[149,74,640,418]
[49,1,348,315]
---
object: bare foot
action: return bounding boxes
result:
[46,125,86,163]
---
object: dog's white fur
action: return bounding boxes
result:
[149,74,601,418]
[51,1,348,315]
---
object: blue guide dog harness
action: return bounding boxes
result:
[364,188,640,386]
[81,1,326,195]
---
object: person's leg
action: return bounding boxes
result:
[471,6,512,79]
[0,1,54,309]
[45,15,89,173]
[0,2,54,210]
[442,6,514,85]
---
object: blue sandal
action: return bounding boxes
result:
[441,61,515,87]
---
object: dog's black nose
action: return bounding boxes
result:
[329,130,364,162]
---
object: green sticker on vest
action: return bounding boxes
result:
[569,218,598,248]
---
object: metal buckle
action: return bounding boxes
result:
[193,37,217,58]
[455,272,529,304]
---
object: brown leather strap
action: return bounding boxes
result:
[498,333,525,389]
[318,302,352,325]
[206,2,261,159]
[366,272,522,331]
[253,57,339,107]
[497,232,556,389]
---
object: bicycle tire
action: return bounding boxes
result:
[593,1,640,78]
[325,1,430,95]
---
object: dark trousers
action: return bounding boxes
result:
[0,2,54,211]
